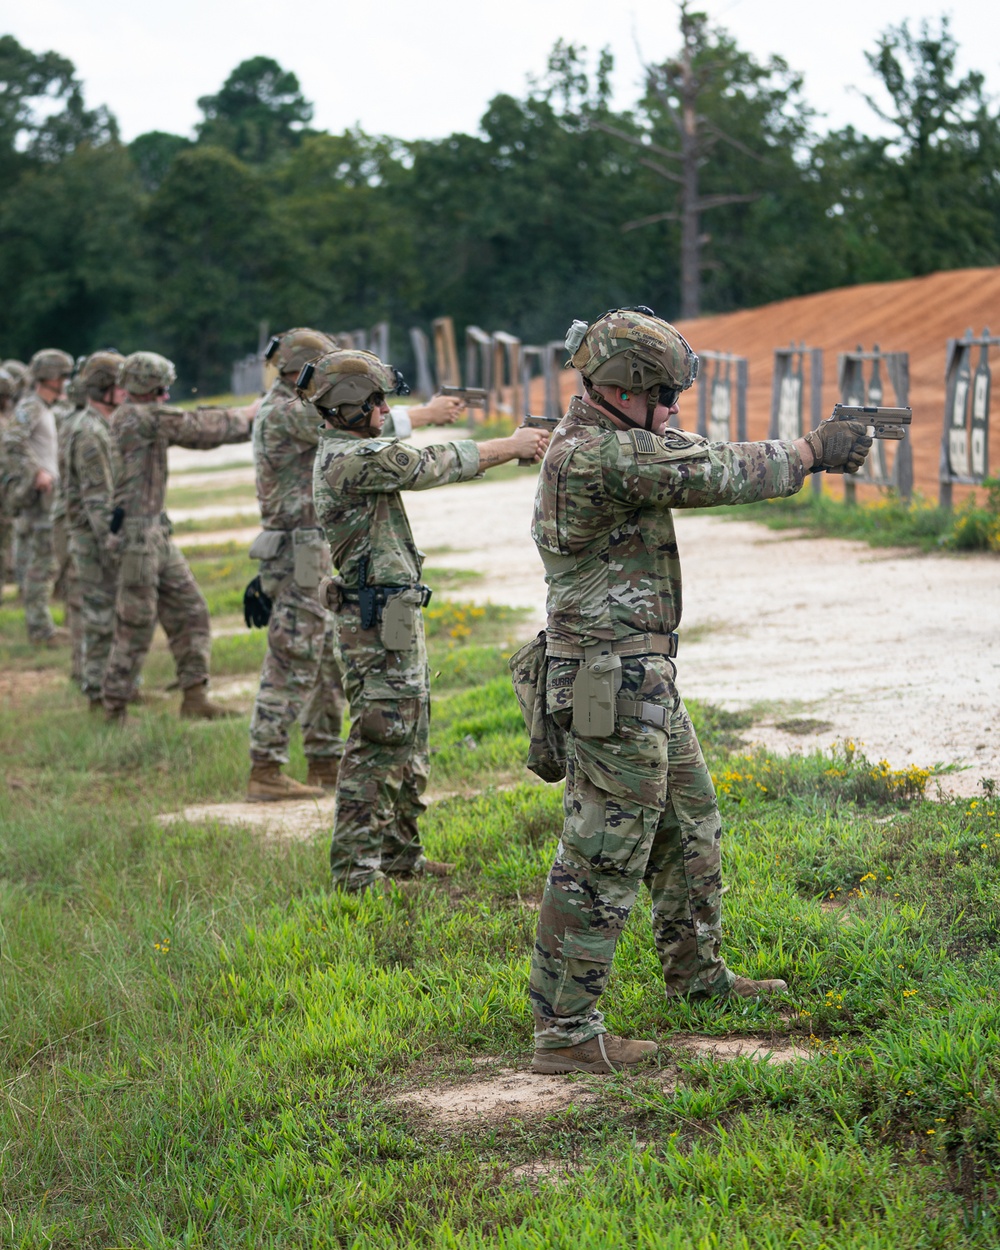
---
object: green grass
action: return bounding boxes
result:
[2,574,1000,1246]
[720,480,1000,554]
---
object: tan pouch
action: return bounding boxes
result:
[572,652,622,738]
[120,540,156,588]
[380,591,419,650]
[507,631,567,783]
[292,527,329,590]
[248,529,287,561]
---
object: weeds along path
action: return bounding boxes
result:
[169,438,998,798]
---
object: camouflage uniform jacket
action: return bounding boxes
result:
[111,402,252,520]
[64,403,121,541]
[313,430,480,586]
[533,396,806,652]
[52,399,84,524]
[2,392,58,508]
[255,379,419,532]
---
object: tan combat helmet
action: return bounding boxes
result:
[79,350,126,403]
[118,351,176,396]
[0,367,17,408]
[29,348,74,383]
[264,327,337,378]
[2,360,28,396]
[566,306,699,431]
[296,348,409,430]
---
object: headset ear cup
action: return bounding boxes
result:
[264,336,280,362]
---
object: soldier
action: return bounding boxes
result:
[101,351,258,723]
[525,307,873,1075]
[51,364,87,680]
[1,361,30,594]
[306,348,548,891]
[1,349,74,645]
[0,367,19,593]
[63,351,126,710]
[247,327,468,802]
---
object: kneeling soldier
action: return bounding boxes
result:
[304,348,548,891]
[527,307,872,1074]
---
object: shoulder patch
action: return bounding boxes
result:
[375,441,421,473]
[619,426,710,464]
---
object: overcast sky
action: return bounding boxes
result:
[5,0,998,144]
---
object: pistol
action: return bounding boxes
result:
[440,386,489,411]
[518,414,560,467]
[825,404,911,474]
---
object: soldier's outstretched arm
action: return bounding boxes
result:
[604,429,807,511]
[160,400,258,451]
[320,437,481,496]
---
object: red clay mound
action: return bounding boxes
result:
[675,267,1000,501]
[555,267,999,502]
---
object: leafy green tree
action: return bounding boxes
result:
[129,131,192,192]
[142,145,293,390]
[196,57,312,165]
[0,34,116,184]
[0,142,145,356]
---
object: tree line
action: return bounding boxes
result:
[0,10,997,394]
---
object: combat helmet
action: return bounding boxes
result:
[296,349,409,430]
[29,348,74,382]
[2,360,28,396]
[264,327,336,378]
[0,367,17,405]
[118,351,176,396]
[79,350,126,402]
[566,306,699,431]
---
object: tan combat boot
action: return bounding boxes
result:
[306,757,340,790]
[531,1034,658,1075]
[387,857,455,881]
[727,976,787,998]
[179,681,237,720]
[247,762,325,803]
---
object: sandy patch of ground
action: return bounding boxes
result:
[670,1034,812,1064]
[392,1069,599,1127]
[506,1159,573,1186]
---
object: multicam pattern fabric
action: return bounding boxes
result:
[112,402,251,520]
[529,396,806,1048]
[102,403,251,709]
[65,405,122,699]
[314,430,480,890]
[313,428,480,586]
[569,309,699,393]
[254,378,324,530]
[330,604,430,889]
[533,397,804,652]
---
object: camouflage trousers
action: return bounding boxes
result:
[248,568,347,765]
[53,514,84,680]
[17,495,56,642]
[68,528,117,701]
[103,521,211,710]
[0,514,11,590]
[13,512,29,592]
[530,656,734,1050]
[331,603,430,890]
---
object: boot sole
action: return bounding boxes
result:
[246,792,324,803]
[530,1054,655,1075]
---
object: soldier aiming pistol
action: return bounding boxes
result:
[518,414,561,466]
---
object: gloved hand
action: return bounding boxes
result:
[804,420,873,474]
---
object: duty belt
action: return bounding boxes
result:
[545,631,678,660]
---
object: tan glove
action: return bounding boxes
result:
[804,420,873,474]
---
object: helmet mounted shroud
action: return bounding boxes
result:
[567,307,700,433]
[296,349,409,434]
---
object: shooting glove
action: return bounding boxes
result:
[804,420,873,474]
[243,575,273,629]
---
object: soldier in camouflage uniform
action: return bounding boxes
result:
[305,348,548,891]
[247,329,466,802]
[63,351,126,709]
[51,366,87,680]
[1,361,30,595]
[0,367,19,593]
[1,349,74,645]
[102,351,258,723]
[526,308,873,1075]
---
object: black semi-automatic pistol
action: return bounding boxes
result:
[826,403,912,473]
